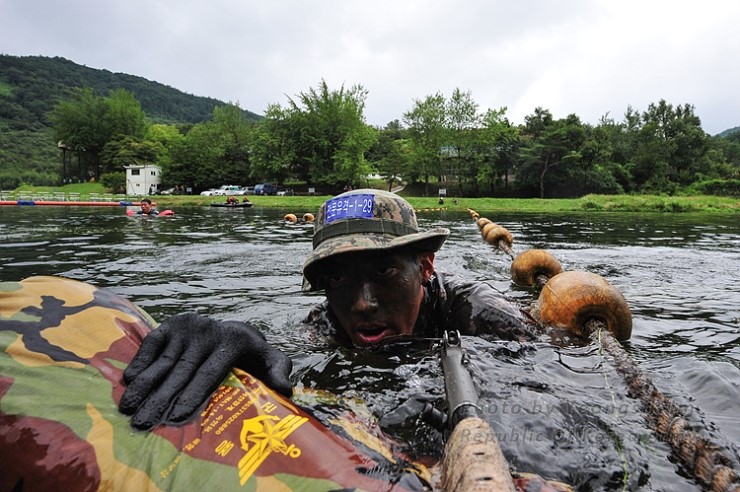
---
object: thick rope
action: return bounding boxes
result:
[497,240,515,260]
[589,322,740,492]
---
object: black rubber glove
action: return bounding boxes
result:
[119,313,293,430]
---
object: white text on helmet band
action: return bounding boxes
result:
[324,194,375,224]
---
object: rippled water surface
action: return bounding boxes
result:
[1,205,739,490]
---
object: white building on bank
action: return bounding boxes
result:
[124,164,161,196]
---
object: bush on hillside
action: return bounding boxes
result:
[685,178,740,197]
[100,172,125,193]
[0,169,58,189]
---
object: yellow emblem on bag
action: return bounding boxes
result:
[238,414,308,485]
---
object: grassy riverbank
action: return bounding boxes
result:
[196,193,740,214]
[9,184,739,213]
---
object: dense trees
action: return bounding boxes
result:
[248,103,297,185]
[49,88,148,181]
[518,110,586,198]
[281,80,377,189]
[394,94,738,198]
[163,103,254,190]
[477,108,519,195]
[2,55,739,196]
[403,93,447,195]
[38,78,380,194]
[366,120,408,191]
[44,86,740,198]
[155,81,378,192]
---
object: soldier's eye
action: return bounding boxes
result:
[375,265,398,279]
[325,273,346,288]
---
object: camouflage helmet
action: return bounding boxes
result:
[302,189,450,291]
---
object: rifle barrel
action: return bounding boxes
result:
[442,330,482,429]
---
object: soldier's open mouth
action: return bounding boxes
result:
[355,326,390,345]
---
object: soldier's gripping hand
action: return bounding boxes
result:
[119,313,293,430]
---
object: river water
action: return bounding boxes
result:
[1,205,739,491]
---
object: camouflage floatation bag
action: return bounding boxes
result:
[0,276,431,491]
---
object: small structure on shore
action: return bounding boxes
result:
[124,164,162,196]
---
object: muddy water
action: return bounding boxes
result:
[1,205,738,490]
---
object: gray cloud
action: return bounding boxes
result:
[2,0,738,134]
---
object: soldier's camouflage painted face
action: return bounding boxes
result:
[321,249,434,346]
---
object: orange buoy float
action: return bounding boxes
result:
[483,225,512,247]
[479,221,497,238]
[476,217,492,229]
[510,249,563,287]
[483,226,514,256]
[534,270,632,341]
[284,213,298,223]
[303,213,315,223]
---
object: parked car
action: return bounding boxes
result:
[253,183,278,196]
[202,185,248,196]
[212,185,244,196]
[240,186,255,195]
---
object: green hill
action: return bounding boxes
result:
[717,126,740,138]
[0,54,262,187]
[0,54,261,130]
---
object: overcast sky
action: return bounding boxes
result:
[2,0,738,135]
